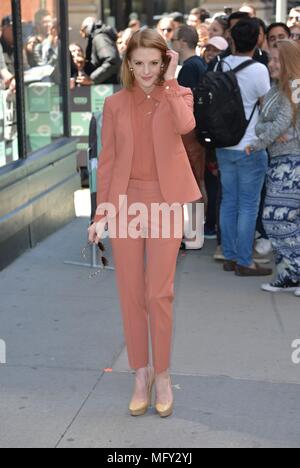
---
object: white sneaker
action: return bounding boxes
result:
[214,245,225,261]
[295,288,300,297]
[253,251,271,265]
[255,238,272,256]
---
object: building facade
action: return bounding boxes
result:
[68,0,277,39]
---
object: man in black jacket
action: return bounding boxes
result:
[79,17,121,85]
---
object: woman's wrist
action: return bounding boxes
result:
[164,78,179,90]
[165,77,178,85]
[164,75,176,82]
[164,50,179,82]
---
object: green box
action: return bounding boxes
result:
[27,112,63,137]
[91,85,114,113]
[26,83,60,113]
[71,112,92,138]
[29,134,52,152]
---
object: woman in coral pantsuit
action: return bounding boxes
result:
[89,29,201,418]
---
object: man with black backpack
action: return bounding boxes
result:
[214,19,272,277]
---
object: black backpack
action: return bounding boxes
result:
[194,60,259,149]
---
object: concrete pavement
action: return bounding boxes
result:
[0,213,299,448]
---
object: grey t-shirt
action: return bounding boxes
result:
[255,83,300,158]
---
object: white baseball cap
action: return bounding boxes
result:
[206,36,229,51]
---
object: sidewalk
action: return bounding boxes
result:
[0,214,299,448]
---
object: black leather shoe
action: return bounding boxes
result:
[236,264,273,277]
[223,260,237,272]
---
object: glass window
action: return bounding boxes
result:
[21,0,64,153]
[0,4,18,168]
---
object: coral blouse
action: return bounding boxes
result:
[130,83,166,181]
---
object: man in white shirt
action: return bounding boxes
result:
[216,18,272,277]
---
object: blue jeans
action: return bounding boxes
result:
[217,149,268,267]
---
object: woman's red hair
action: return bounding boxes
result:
[121,28,168,90]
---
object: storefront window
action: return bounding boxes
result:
[21,0,64,153]
[0,4,18,168]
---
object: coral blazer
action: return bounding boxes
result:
[94,79,201,223]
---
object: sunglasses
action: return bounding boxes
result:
[162,28,173,33]
[289,16,300,22]
[291,33,300,40]
[98,241,109,267]
[82,241,109,279]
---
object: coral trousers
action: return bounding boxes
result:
[109,179,184,374]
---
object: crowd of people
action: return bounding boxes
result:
[80,4,300,297]
[1,3,300,296]
[0,16,15,99]
[65,6,300,87]
[0,10,61,88]
[0,10,62,157]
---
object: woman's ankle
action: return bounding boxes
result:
[135,366,152,379]
[155,370,171,381]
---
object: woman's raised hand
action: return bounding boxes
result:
[164,50,179,82]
